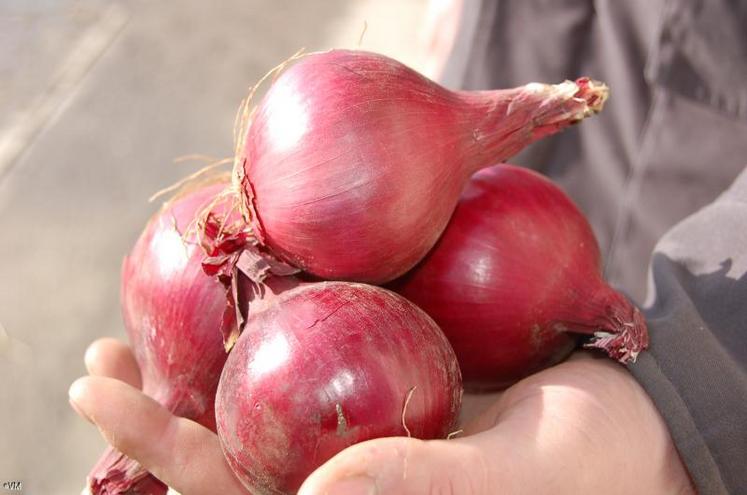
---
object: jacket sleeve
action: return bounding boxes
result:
[628,166,747,495]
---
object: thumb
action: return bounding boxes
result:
[298,434,517,495]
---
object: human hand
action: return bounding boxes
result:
[299,352,695,495]
[69,338,248,495]
[71,341,694,495]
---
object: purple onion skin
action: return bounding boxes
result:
[88,183,233,494]
[122,183,231,425]
[241,49,608,284]
[216,281,463,495]
[394,164,648,390]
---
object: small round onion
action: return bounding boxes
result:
[394,164,648,390]
[216,281,462,494]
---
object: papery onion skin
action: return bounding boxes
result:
[216,281,462,495]
[393,164,648,390]
[88,183,235,494]
[240,49,608,284]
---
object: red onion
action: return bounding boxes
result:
[393,164,648,390]
[235,49,609,283]
[88,183,235,494]
[216,280,462,494]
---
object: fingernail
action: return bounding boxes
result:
[321,476,377,495]
[68,380,94,424]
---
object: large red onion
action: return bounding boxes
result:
[236,49,609,283]
[88,183,235,494]
[216,280,462,494]
[394,165,648,390]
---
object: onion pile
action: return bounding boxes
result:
[79,49,649,495]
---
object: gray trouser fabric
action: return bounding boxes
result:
[445,1,747,493]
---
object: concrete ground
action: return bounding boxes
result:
[0,1,430,493]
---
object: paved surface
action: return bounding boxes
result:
[0,1,429,493]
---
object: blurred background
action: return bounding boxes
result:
[0,1,447,492]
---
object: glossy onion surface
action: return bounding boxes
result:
[216,281,462,494]
[395,165,647,389]
[241,50,608,283]
[89,183,233,494]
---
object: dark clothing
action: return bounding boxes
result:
[445,1,747,493]
[630,173,747,494]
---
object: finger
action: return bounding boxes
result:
[84,338,142,388]
[298,433,523,495]
[68,376,247,495]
